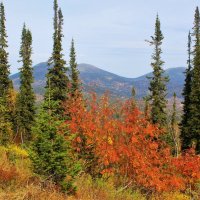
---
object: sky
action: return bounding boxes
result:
[3,0,200,77]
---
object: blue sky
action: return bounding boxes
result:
[3,0,200,77]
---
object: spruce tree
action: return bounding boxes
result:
[180,31,193,151]
[69,39,81,97]
[30,102,81,192]
[45,0,69,114]
[16,25,35,142]
[0,2,14,143]
[147,15,169,128]
[0,2,10,100]
[187,7,200,153]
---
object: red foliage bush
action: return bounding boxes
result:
[173,149,200,190]
[65,93,200,193]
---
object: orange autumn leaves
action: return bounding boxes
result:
[173,149,200,190]
[64,94,200,193]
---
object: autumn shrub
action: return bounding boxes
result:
[173,149,200,198]
[65,93,200,194]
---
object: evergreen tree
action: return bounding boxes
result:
[69,39,81,97]
[147,15,169,128]
[187,7,200,153]
[0,2,10,100]
[16,25,35,142]
[0,2,14,143]
[45,0,69,114]
[180,31,193,151]
[30,102,81,193]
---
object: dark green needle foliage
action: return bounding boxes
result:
[187,7,200,153]
[180,32,193,151]
[69,39,81,98]
[0,2,13,144]
[16,25,35,142]
[30,101,81,193]
[45,0,69,115]
[147,15,169,128]
[0,2,10,100]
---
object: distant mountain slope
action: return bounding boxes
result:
[11,62,185,99]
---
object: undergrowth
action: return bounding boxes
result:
[0,145,197,200]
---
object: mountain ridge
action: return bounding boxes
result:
[10,62,186,99]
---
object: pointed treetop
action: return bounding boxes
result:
[194,6,200,24]
[70,38,75,54]
[71,37,74,46]
[193,6,200,40]
[22,23,27,34]
[0,1,8,48]
[195,6,199,15]
[54,0,58,31]
[70,38,77,65]
[194,6,200,25]
[154,14,164,42]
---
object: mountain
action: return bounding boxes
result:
[10,62,186,99]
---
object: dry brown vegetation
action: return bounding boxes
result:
[0,145,196,200]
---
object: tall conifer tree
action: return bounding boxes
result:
[147,15,168,128]
[0,2,14,144]
[180,31,193,151]
[0,2,10,100]
[187,7,200,153]
[69,39,81,97]
[45,0,69,113]
[16,25,35,142]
